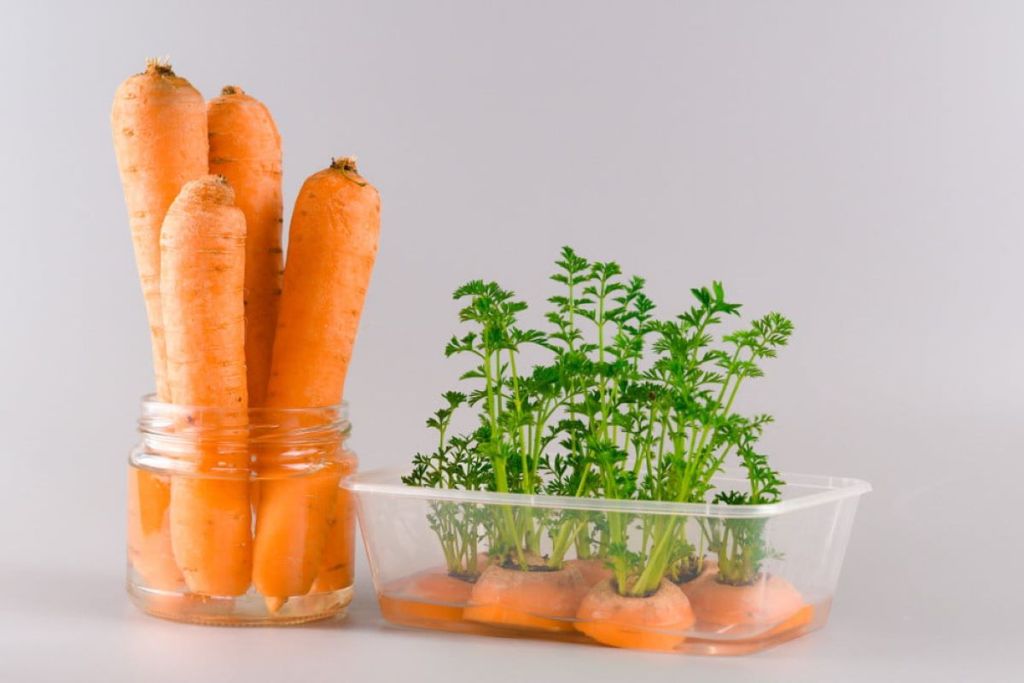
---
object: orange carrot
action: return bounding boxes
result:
[575,579,695,651]
[112,59,207,401]
[464,563,589,632]
[253,157,381,609]
[381,569,478,625]
[760,603,814,639]
[161,176,252,596]
[675,558,716,600]
[126,470,182,591]
[252,463,338,612]
[263,157,380,406]
[567,558,614,589]
[309,459,358,594]
[684,572,806,631]
[207,86,283,406]
[112,59,207,590]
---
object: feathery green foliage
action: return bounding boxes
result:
[404,247,793,592]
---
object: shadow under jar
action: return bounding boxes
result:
[126,397,357,625]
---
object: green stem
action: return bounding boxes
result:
[507,349,530,491]
[597,277,610,440]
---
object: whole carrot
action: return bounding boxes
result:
[254,157,380,610]
[161,176,252,597]
[112,59,207,590]
[207,86,283,406]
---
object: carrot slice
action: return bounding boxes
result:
[685,572,806,632]
[464,563,588,632]
[575,579,695,651]
[381,570,477,624]
[761,603,814,639]
[161,176,252,597]
[675,558,717,600]
[567,558,613,588]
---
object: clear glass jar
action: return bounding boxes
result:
[126,397,356,625]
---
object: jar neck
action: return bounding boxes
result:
[134,398,350,476]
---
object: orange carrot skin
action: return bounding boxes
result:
[207,86,283,407]
[567,558,614,589]
[113,60,206,591]
[309,458,358,593]
[686,572,806,632]
[126,468,183,591]
[252,463,337,600]
[161,176,252,597]
[112,60,207,401]
[465,564,589,632]
[379,570,477,625]
[254,158,380,603]
[264,158,381,407]
[575,579,695,651]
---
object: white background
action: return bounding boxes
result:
[1,1,1021,680]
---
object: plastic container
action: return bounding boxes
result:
[347,468,869,654]
[127,397,356,625]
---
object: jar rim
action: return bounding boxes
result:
[140,395,348,411]
[133,395,352,475]
[140,393,348,415]
[137,394,352,442]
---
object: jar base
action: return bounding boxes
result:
[127,580,354,626]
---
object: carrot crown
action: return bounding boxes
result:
[144,57,175,77]
[330,156,367,186]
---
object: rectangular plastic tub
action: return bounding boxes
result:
[346,468,869,655]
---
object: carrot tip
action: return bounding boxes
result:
[265,596,287,613]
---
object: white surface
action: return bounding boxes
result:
[0,549,1010,683]
[1,1,1021,680]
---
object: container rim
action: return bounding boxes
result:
[344,467,872,519]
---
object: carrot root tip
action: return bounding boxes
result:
[265,596,287,613]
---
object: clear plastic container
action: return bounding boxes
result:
[347,468,869,654]
[127,397,357,625]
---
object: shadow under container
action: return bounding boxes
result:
[127,397,357,625]
[347,469,870,654]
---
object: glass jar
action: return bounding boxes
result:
[126,396,356,625]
